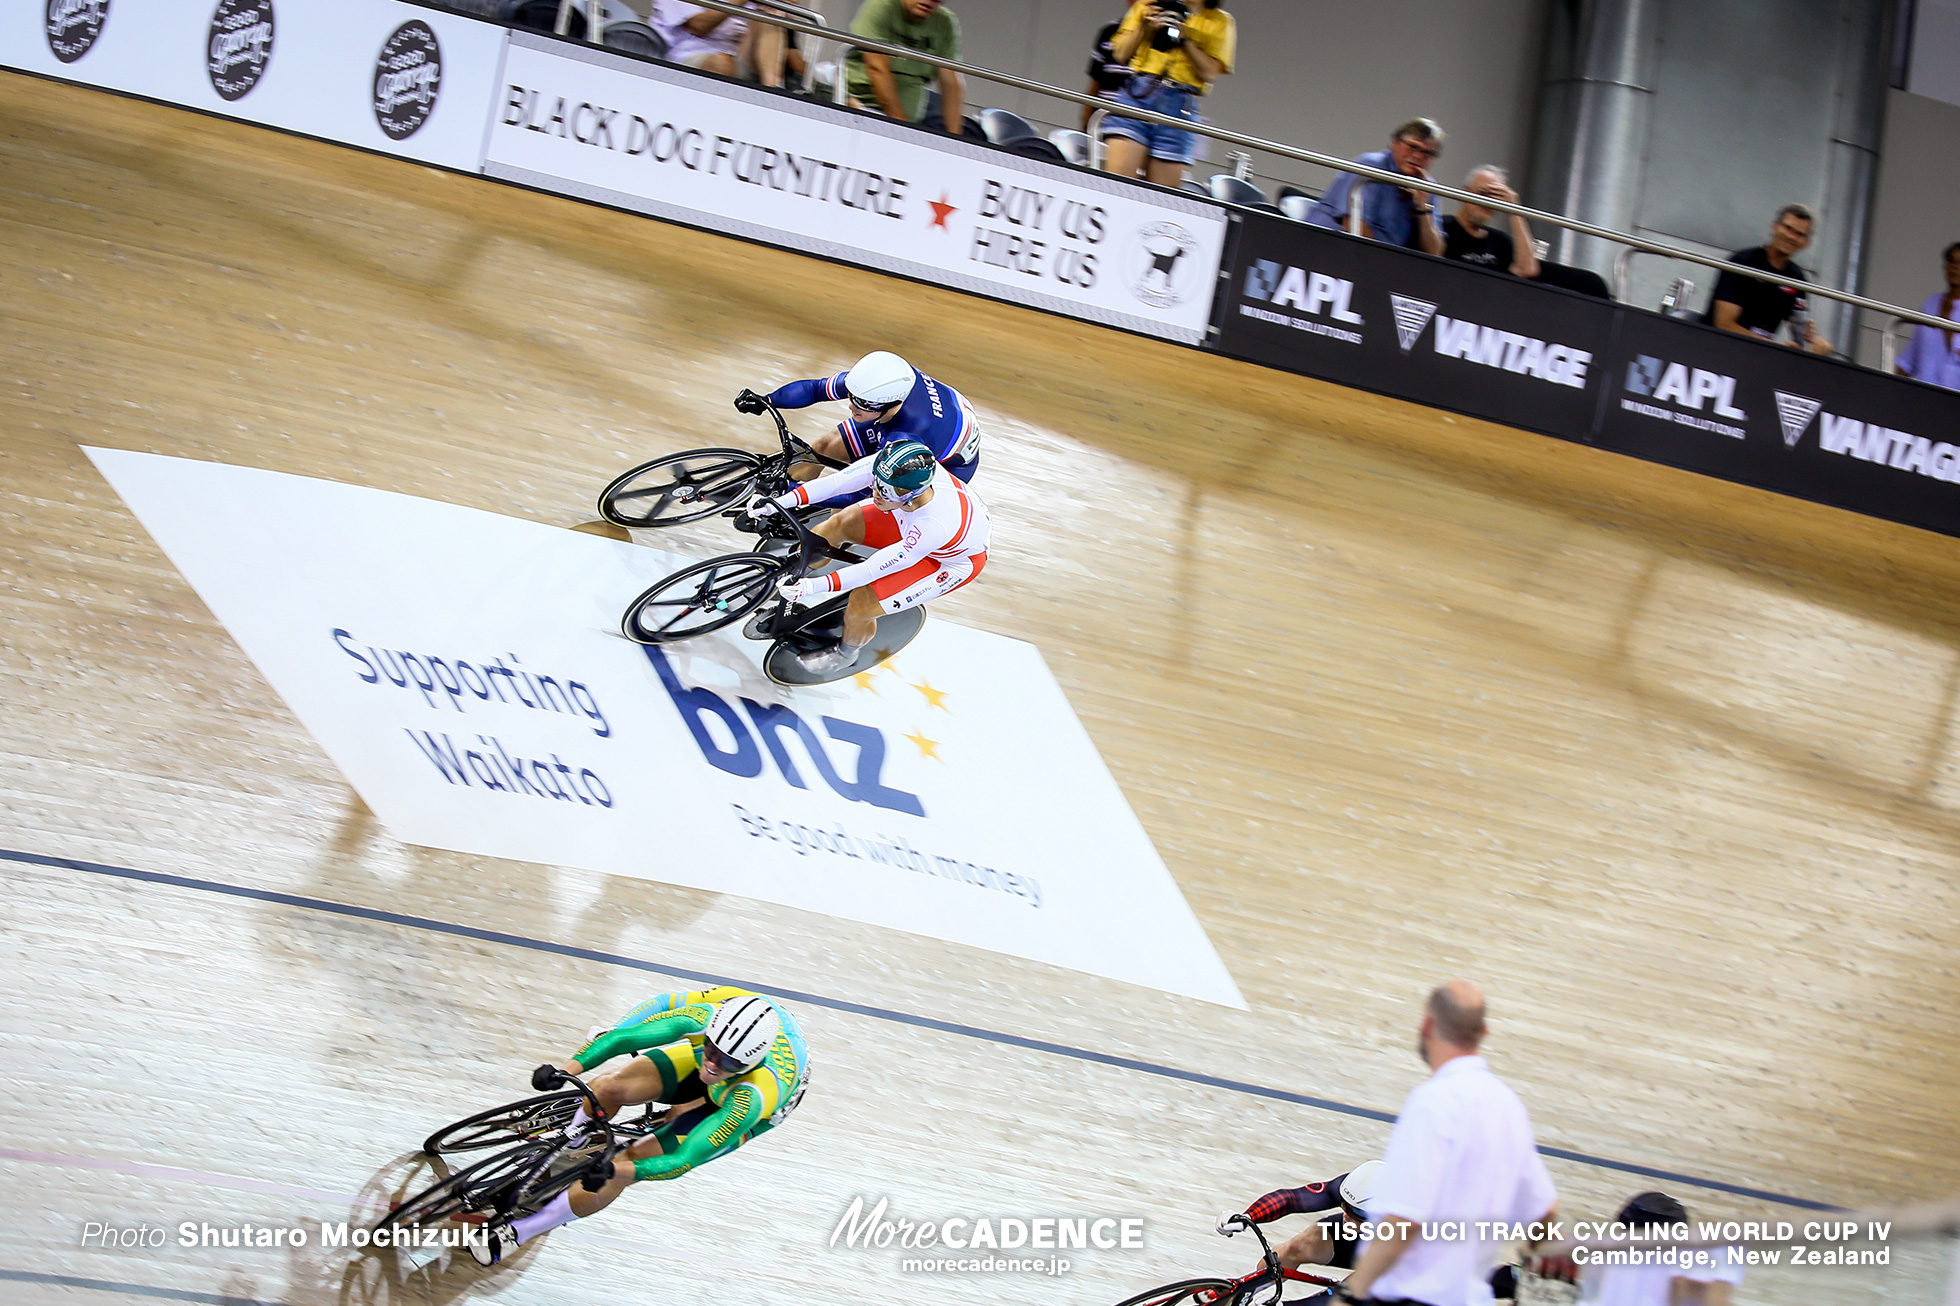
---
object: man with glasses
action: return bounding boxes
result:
[1304,118,1447,257]
[470,989,809,1265]
[736,350,981,502]
[760,439,990,672]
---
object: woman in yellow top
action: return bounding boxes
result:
[1099,0,1235,189]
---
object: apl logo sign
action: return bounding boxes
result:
[1620,355,1746,438]
[45,0,109,63]
[373,20,443,141]
[646,647,923,816]
[1239,260,1363,344]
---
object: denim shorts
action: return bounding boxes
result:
[1100,75,1199,164]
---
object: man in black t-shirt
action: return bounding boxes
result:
[1441,165,1539,279]
[1707,204,1833,354]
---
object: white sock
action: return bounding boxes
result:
[510,1190,577,1245]
[567,1102,592,1134]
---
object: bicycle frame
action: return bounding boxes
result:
[1236,1222,1343,1303]
[754,398,845,496]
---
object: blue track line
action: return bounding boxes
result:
[1,847,1839,1211]
[0,1268,294,1304]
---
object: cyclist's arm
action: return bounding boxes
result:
[632,1082,766,1181]
[766,373,849,410]
[1244,1177,1346,1223]
[775,455,876,507]
[568,1009,710,1070]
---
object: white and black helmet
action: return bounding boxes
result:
[844,351,916,408]
[703,995,780,1074]
[1339,1160,1382,1218]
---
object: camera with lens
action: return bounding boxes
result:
[1149,0,1187,52]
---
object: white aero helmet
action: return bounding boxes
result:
[1339,1160,1383,1217]
[844,351,916,408]
[703,995,780,1074]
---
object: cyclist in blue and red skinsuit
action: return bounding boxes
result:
[733,351,981,500]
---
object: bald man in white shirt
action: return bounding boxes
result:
[1344,981,1559,1306]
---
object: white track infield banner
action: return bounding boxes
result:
[4,0,504,171]
[87,449,1243,1007]
[483,34,1226,343]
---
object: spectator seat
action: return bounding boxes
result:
[810,60,839,99]
[601,19,666,59]
[979,108,1039,146]
[504,0,634,39]
[507,0,582,36]
[1532,261,1612,300]
[1276,184,1316,205]
[1007,136,1067,163]
[1179,179,1210,196]
[1209,174,1270,208]
[1279,194,1314,223]
[1048,129,1091,167]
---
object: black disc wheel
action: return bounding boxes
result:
[622,553,785,645]
[763,605,925,686]
[598,448,762,527]
[374,1144,549,1232]
[422,1092,581,1155]
[1112,1280,1243,1306]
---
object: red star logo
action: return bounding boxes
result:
[927,193,957,229]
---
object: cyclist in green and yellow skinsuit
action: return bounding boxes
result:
[471,987,809,1265]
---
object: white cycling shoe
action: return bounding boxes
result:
[796,643,861,674]
[469,1220,519,1267]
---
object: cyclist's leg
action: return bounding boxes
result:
[868,551,984,613]
[814,502,871,549]
[790,431,850,481]
[586,1054,668,1119]
[495,1115,673,1253]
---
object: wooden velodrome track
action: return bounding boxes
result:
[3,71,1957,1305]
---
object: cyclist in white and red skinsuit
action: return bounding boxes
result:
[759,440,988,672]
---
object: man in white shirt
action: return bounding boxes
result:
[1344,981,1559,1306]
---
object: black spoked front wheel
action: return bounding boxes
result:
[422,1092,581,1156]
[622,553,785,645]
[374,1144,549,1232]
[599,448,763,527]
[1113,1279,1244,1306]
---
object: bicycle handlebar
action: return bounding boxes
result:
[1226,1220,1350,1301]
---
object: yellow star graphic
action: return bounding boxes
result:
[910,678,949,710]
[904,730,943,761]
[852,671,880,692]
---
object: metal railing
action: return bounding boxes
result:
[603,0,1960,352]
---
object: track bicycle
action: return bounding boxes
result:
[374,1067,639,1234]
[617,401,927,686]
[1114,1220,1346,1306]
[597,392,843,529]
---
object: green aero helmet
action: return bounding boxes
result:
[873,441,937,500]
